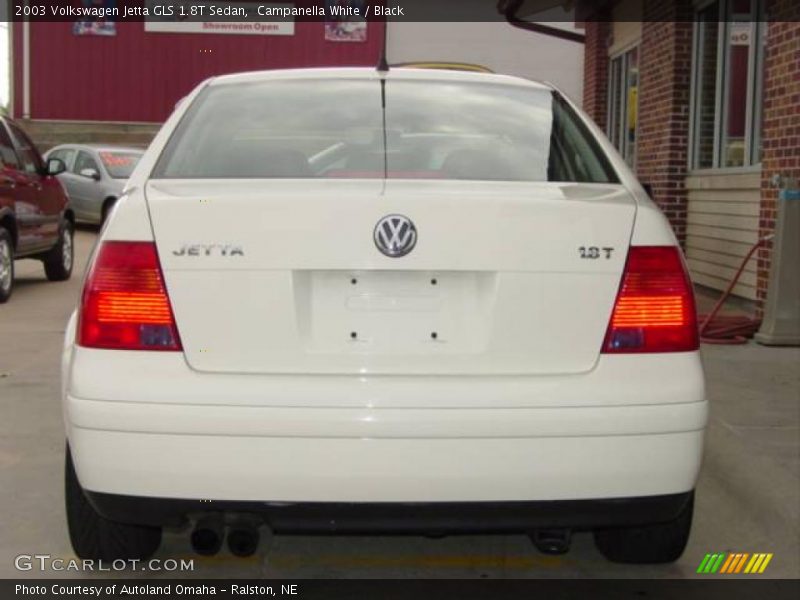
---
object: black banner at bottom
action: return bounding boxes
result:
[5,579,800,600]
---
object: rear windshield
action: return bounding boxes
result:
[153,78,618,183]
[100,151,142,179]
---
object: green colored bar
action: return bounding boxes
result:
[703,552,719,573]
[710,553,727,573]
[697,554,712,573]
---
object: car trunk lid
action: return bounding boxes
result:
[146,178,635,376]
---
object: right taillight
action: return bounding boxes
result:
[602,246,699,353]
[78,241,182,351]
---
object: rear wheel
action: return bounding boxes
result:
[43,220,73,281]
[0,228,13,303]
[593,492,694,564]
[65,445,162,561]
[101,197,117,225]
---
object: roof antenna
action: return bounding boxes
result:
[377,18,389,71]
[376,17,389,179]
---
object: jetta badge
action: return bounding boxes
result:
[374,214,417,258]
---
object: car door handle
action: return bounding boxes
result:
[0,177,15,189]
[27,181,42,191]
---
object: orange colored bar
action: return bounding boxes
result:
[719,553,736,574]
[734,553,750,573]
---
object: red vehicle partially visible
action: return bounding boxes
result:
[0,116,74,303]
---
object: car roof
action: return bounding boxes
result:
[47,144,145,154]
[209,67,554,91]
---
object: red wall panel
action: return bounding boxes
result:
[12,23,23,119]
[18,19,383,122]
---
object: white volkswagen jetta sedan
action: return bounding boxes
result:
[61,67,706,564]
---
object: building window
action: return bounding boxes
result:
[691,0,765,169]
[607,45,639,167]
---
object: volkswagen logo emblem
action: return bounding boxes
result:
[374,214,417,258]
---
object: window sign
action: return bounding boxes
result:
[690,0,765,169]
[607,46,639,168]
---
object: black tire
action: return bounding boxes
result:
[0,228,13,303]
[65,445,162,561]
[43,220,74,282]
[101,198,116,225]
[593,492,694,564]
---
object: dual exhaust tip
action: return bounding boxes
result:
[190,517,262,558]
[191,518,573,558]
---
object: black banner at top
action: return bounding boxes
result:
[1,0,795,23]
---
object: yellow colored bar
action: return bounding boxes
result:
[758,554,773,574]
[744,554,761,573]
[734,553,749,573]
[719,553,736,574]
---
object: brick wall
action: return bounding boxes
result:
[756,2,800,314]
[581,2,693,245]
[582,20,610,130]
[636,1,694,245]
[581,0,798,311]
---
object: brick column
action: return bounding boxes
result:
[583,20,611,130]
[756,3,800,314]
[635,1,693,245]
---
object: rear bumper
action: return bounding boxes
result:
[63,343,707,507]
[67,421,705,504]
[85,490,694,531]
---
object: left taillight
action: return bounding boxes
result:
[78,241,182,351]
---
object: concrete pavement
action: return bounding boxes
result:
[0,227,797,579]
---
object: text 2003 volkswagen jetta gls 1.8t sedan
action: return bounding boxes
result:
[61,67,706,564]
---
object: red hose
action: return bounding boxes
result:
[697,236,771,345]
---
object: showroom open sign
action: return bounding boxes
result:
[144,1,296,35]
